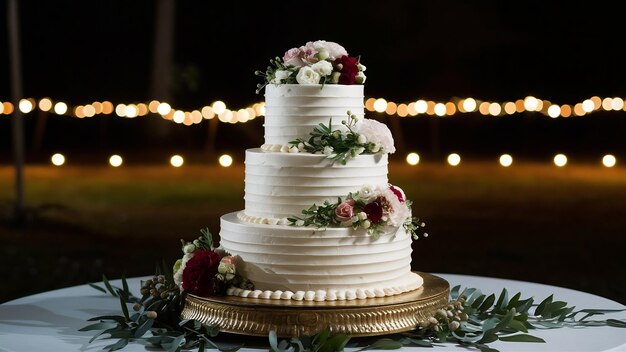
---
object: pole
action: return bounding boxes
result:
[7,0,25,224]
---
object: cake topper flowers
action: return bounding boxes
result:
[255,40,366,93]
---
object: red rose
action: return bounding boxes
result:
[182,249,221,296]
[336,55,359,85]
[363,201,383,224]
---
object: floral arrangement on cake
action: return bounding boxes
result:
[289,183,427,240]
[172,229,253,297]
[255,40,366,93]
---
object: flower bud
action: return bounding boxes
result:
[133,303,142,311]
[370,144,381,153]
[357,134,367,144]
[428,317,438,325]
[449,321,460,331]
[362,220,371,229]
[183,244,195,254]
[146,311,157,319]
[358,212,368,220]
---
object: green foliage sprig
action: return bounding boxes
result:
[288,112,378,165]
[254,57,297,94]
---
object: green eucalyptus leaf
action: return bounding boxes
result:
[478,294,496,312]
[104,338,129,352]
[356,338,402,351]
[119,295,130,321]
[87,315,126,323]
[494,288,509,312]
[269,330,280,352]
[607,319,626,328]
[401,337,434,347]
[162,334,185,352]
[102,275,119,297]
[534,294,553,316]
[478,345,500,352]
[499,334,545,343]
[507,292,522,310]
[134,317,154,338]
[79,322,119,332]
[88,282,107,293]
[508,319,528,333]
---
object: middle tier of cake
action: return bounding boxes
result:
[243,148,388,222]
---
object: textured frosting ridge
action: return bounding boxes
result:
[244,148,388,220]
[219,212,423,300]
[264,84,364,145]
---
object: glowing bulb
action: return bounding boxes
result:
[547,105,561,118]
[218,154,233,167]
[373,98,387,113]
[523,96,539,111]
[115,104,126,117]
[463,98,477,112]
[54,102,68,115]
[125,104,138,118]
[157,102,171,115]
[488,103,501,116]
[212,101,226,115]
[602,97,613,111]
[602,154,616,168]
[51,153,65,166]
[415,100,428,114]
[39,98,52,111]
[582,99,595,113]
[447,153,461,166]
[434,103,446,116]
[201,106,215,119]
[173,110,185,124]
[504,102,516,115]
[499,154,513,167]
[611,97,624,111]
[109,155,123,167]
[170,155,184,167]
[406,152,420,165]
[553,154,567,167]
[19,99,33,113]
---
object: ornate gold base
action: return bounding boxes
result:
[180,272,449,337]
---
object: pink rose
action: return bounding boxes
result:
[220,255,237,265]
[335,199,355,222]
[283,48,305,68]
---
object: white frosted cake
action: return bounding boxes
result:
[215,41,426,301]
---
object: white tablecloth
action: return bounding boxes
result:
[0,273,624,351]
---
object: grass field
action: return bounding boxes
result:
[1,163,625,304]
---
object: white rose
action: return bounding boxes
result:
[355,119,396,154]
[271,69,292,84]
[357,134,367,144]
[312,40,348,61]
[296,66,321,85]
[310,60,333,76]
[359,184,377,202]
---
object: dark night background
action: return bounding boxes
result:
[1,0,626,308]
[1,0,626,162]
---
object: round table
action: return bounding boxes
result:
[0,274,624,351]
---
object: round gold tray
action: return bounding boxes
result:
[180,272,449,337]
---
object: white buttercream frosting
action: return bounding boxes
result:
[264,84,364,145]
[219,212,424,301]
[244,148,388,221]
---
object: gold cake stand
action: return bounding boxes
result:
[180,272,449,337]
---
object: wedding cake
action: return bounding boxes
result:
[215,41,426,301]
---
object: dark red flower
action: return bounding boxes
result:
[363,201,383,224]
[389,185,405,203]
[336,55,359,85]
[182,249,221,296]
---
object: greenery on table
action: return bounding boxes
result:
[82,274,626,352]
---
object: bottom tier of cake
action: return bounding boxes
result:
[219,212,423,301]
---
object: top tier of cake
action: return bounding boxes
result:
[263,84,365,145]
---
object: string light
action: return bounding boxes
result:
[447,153,461,166]
[218,154,233,167]
[170,155,184,168]
[554,154,568,167]
[499,154,513,167]
[109,155,123,167]
[602,154,616,168]
[51,153,65,166]
[406,152,420,165]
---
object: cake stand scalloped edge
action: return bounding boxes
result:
[180,272,450,337]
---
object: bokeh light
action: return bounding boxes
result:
[170,155,184,167]
[499,154,513,167]
[109,155,123,167]
[447,153,461,166]
[406,152,420,165]
[602,154,616,168]
[51,153,65,166]
[554,154,568,167]
[218,154,233,167]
